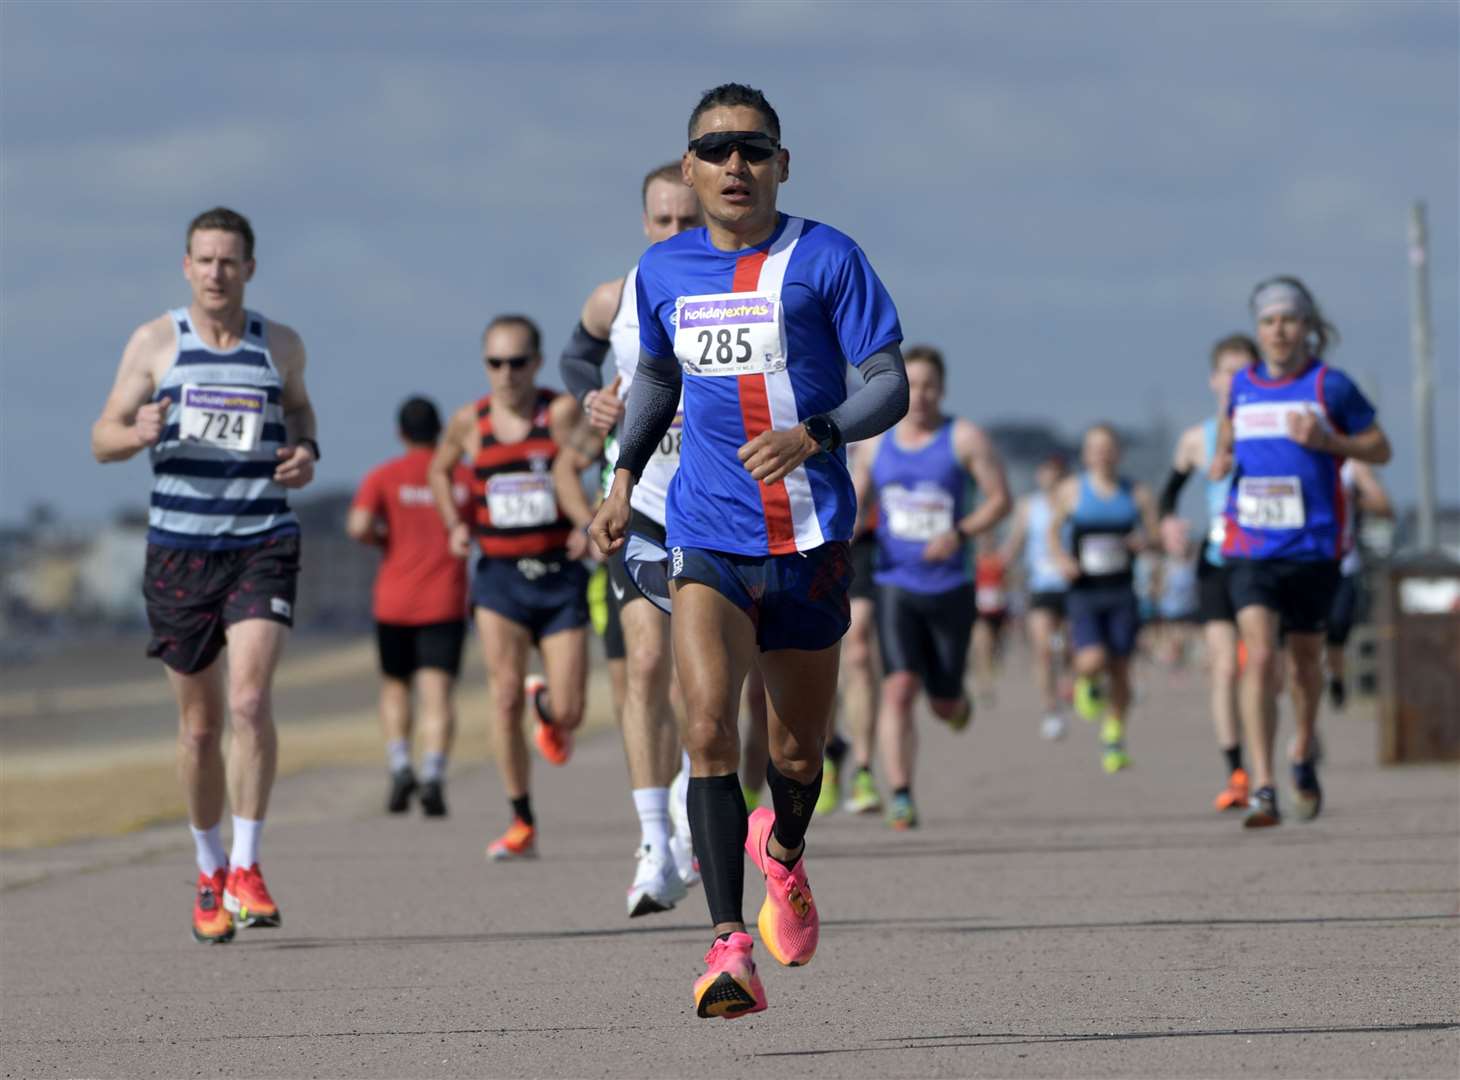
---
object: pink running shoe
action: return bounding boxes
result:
[693,931,767,1019]
[744,806,819,967]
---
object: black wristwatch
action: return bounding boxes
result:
[803,415,842,454]
[298,437,321,461]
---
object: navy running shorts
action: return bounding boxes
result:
[1066,585,1141,658]
[144,532,301,675]
[875,582,976,700]
[669,541,852,653]
[471,554,589,643]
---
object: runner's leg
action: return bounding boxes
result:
[476,608,533,808]
[1235,604,1281,792]
[222,619,289,821]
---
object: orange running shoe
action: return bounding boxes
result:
[223,864,282,928]
[744,806,819,967]
[693,931,767,1019]
[192,869,235,944]
[1214,767,1249,812]
[486,817,537,861]
[527,674,573,766]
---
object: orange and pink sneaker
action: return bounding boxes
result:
[223,864,282,928]
[487,818,537,861]
[526,674,573,766]
[1214,767,1250,812]
[693,931,767,1019]
[744,806,819,967]
[192,868,235,944]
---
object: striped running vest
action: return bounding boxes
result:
[148,308,298,551]
[469,389,572,558]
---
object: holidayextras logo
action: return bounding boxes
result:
[677,295,776,328]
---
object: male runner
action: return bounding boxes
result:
[91,207,317,942]
[1326,460,1392,708]
[430,315,590,859]
[558,162,702,914]
[1211,277,1390,827]
[1000,454,1071,740]
[1160,334,1259,810]
[590,83,908,1018]
[1049,424,1160,774]
[852,345,1010,829]
[348,397,470,817]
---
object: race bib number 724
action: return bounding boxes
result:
[178,385,265,452]
[673,292,786,378]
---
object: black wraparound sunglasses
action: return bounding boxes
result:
[688,131,780,164]
[486,355,533,370]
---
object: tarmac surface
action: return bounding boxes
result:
[2,646,1457,1078]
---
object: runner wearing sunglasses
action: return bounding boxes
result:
[589,83,908,1019]
[558,162,703,916]
[430,315,593,860]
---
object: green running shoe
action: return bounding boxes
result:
[815,757,840,816]
[1074,675,1105,722]
[844,768,882,815]
[1100,716,1130,773]
[887,792,919,831]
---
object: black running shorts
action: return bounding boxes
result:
[144,532,301,675]
[1028,590,1067,618]
[849,536,878,604]
[1326,573,1361,647]
[875,582,976,701]
[1196,556,1234,624]
[376,620,467,680]
[1226,558,1341,636]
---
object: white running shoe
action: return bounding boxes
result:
[627,845,687,918]
[1040,714,1069,741]
[668,762,700,887]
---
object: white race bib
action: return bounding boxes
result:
[1236,476,1305,529]
[673,292,785,378]
[1079,533,1130,576]
[656,413,684,461]
[883,485,955,542]
[487,472,557,528]
[178,385,265,452]
[977,586,1006,612]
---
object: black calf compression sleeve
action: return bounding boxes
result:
[687,774,748,927]
[766,762,822,858]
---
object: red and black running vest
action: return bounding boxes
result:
[470,389,572,558]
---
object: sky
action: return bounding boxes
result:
[2,0,1456,525]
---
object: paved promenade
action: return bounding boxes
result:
[2,649,1456,1078]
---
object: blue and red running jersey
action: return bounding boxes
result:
[636,213,902,557]
[1221,359,1376,563]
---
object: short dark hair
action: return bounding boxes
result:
[398,396,442,444]
[1209,333,1259,370]
[481,313,542,354]
[642,162,686,208]
[186,207,254,261]
[904,344,945,382]
[688,83,781,142]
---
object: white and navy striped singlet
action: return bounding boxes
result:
[148,308,299,550]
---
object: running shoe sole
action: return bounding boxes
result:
[695,972,765,1019]
[1293,788,1323,822]
[191,924,235,944]
[222,894,282,929]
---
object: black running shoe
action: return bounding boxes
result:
[1292,760,1322,822]
[1328,677,1346,711]
[419,779,448,817]
[387,768,417,814]
[1243,785,1281,829]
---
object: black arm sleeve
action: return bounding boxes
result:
[558,321,611,404]
[614,349,681,481]
[1158,466,1192,517]
[822,346,908,445]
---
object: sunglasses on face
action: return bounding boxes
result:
[687,131,780,164]
[486,355,533,370]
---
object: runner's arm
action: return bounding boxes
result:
[345,506,385,546]
[91,318,169,463]
[272,325,317,488]
[1160,424,1203,516]
[1132,483,1162,552]
[1349,461,1394,518]
[823,346,908,445]
[612,348,681,483]
[548,396,595,530]
[952,420,1011,538]
[561,280,625,437]
[999,498,1029,565]
[1324,423,1391,466]
[429,405,476,531]
[850,436,881,538]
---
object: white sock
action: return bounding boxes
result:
[386,738,411,774]
[230,816,263,870]
[632,787,671,854]
[190,824,227,876]
[421,751,447,782]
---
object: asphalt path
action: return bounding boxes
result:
[2,651,1456,1078]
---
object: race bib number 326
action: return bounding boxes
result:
[673,292,785,378]
[178,385,265,451]
[487,473,558,528]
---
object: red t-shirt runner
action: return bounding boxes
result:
[352,448,471,625]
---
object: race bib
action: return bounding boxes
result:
[977,586,1006,612]
[487,472,557,528]
[673,292,785,378]
[178,385,265,452]
[1236,476,1305,529]
[1079,533,1130,576]
[656,413,684,461]
[883,485,955,542]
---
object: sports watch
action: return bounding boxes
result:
[803,415,842,454]
[298,437,321,461]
